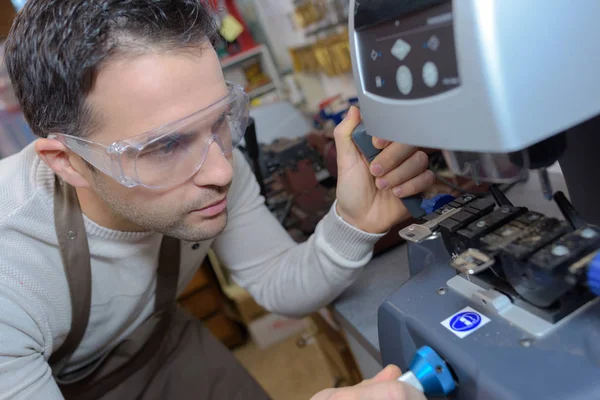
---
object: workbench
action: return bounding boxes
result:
[332,171,570,378]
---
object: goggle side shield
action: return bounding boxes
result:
[51,82,249,189]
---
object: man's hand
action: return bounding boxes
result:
[333,106,435,233]
[310,365,426,400]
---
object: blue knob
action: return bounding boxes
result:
[408,346,456,396]
[587,252,600,296]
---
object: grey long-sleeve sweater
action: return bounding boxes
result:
[0,143,385,399]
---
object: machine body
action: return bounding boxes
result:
[378,192,600,400]
[348,1,600,399]
[349,0,600,185]
[349,0,600,153]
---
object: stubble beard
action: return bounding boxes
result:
[93,174,230,242]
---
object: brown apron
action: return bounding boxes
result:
[49,178,271,400]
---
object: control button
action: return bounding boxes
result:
[396,65,413,95]
[422,62,439,88]
[427,35,440,51]
[371,49,382,61]
[375,76,383,88]
[391,39,411,61]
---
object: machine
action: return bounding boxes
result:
[348,1,600,399]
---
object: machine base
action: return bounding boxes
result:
[379,237,600,400]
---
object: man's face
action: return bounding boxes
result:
[82,46,233,241]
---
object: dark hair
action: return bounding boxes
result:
[4,0,219,138]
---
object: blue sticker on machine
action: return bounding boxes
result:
[441,307,491,338]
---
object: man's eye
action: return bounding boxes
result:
[160,137,179,154]
[212,113,228,131]
[142,134,191,157]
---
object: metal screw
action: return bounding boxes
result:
[580,228,597,239]
[437,288,447,295]
[435,365,443,373]
[501,207,510,213]
[464,196,473,202]
[551,245,570,257]
[406,232,415,238]
[519,339,534,348]
[528,214,540,221]
[502,228,515,237]
[67,231,77,240]
[476,221,487,228]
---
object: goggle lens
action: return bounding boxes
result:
[133,109,243,188]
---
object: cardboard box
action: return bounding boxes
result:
[248,313,310,350]
[179,285,222,320]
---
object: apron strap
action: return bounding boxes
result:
[49,177,92,372]
[155,235,180,313]
[49,177,181,377]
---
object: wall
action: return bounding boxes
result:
[248,0,304,73]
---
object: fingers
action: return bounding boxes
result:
[358,365,403,387]
[372,136,390,150]
[392,170,436,199]
[374,151,429,191]
[311,365,426,400]
[333,106,362,154]
[326,381,422,400]
[369,143,418,178]
[372,365,403,382]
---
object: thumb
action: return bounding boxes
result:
[333,106,362,157]
[372,365,403,382]
[359,365,403,386]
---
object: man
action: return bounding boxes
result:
[0,1,433,399]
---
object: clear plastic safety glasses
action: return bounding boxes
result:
[49,82,249,189]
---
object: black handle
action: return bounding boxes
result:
[351,122,426,219]
[244,117,267,197]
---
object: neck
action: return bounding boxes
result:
[76,186,146,232]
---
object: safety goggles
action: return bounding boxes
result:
[49,82,249,189]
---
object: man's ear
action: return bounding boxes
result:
[35,138,91,188]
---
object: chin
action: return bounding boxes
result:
[177,211,228,242]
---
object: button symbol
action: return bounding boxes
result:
[450,312,481,332]
[422,61,439,88]
[391,39,411,61]
[371,49,381,61]
[426,35,440,51]
[396,65,413,95]
[375,76,383,88]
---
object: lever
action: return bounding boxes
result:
[554,191,587,230]
[397,346,457,396]
[351,122,426,218]
[490,184,513,207]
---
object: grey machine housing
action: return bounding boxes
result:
[348,0,600,153]
[348,1,600,399]
[378,233,600,400]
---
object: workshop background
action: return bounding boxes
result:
[0,1,564,399]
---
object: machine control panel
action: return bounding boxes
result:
[355,1,459,100]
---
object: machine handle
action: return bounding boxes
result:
[398,346,457,397]
[351,122,426,218]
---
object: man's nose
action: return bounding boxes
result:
[192,139,234,188]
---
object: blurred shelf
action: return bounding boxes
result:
[221,44,285,102]
[221,45,263,69]
[249,82,276,99]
